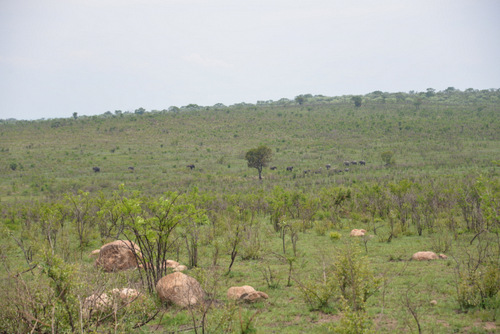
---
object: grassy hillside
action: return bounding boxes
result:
[1,89,498,201]
[0,88,499,333]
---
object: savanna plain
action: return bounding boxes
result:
[0,89,499,333]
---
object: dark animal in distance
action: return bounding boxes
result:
[93,167,100,173]
[326,164,331,170]
[286,166,294,171]
[128,166,134,171]
[343,161,350,166]
[187,164,195,170]
[270,166,277,170]
[359,160,366,165]
[351,161,358,165]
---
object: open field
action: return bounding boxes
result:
[0,89,499,333]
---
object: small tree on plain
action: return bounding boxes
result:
[352,96,362,108]
[295,95,306,105]
[245,145,273,180]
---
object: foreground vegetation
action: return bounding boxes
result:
[0,88,499,333]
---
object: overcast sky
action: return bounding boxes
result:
[1,0,499,120]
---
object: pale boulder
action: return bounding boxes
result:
[139,260,181,271]
[95,240,141,272]
[227,285,256,299]
[165,260,180,268]
[111,288,140,304]
[350,229,367,237]
[242,291,269,303]
[156,272,205,307]
[83,293,110,317]
[174,265,188,272]
[411,251,439,261]
[227,285,269,303]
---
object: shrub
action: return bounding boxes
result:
[314,220,328,236]
[296,274,337,311]
[296,240,379,312]
[330,302,375,334]
[332,241,380,311]
[329,231,341,241]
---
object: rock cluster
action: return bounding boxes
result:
[227,285,269,303]
[350,229,367,237]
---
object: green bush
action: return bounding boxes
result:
[329,231,341,241]
[314,220,328,236]
[333,241,380,311]
[330,302,374,334]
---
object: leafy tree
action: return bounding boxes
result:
[224,204,246,274]
[120,190,203,293]
[295,95,306,105]
[352,96,362,107]
[134,107,146,114]
[245,145,273,180]
[413,97,423,109]
[395,93,406,102]
[445,86,457,94]
[72,112,78,119]
[184,104,200,110]
[66,191,96,254]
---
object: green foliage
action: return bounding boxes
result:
[297,240,379,313]
[313,220,328,235]
[245,145,273,180]
[456,262,500,310]
[296,271,337,311]
[351,96,363,107]
[476,175,500,232]
[0,87,499,332]
[329,231,341,241]
[118,188,206,292]
[330,302,375,334]
[333,241,380,311]
[295,95,306,105]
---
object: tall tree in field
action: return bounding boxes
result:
[295,95,306,105]
[245,145,273,180]
[352,96,362,107]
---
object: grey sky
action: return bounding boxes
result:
[1,0,499,120]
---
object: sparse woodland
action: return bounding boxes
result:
[0,88,499,333]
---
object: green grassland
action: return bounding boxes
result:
[0,89,499,333]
